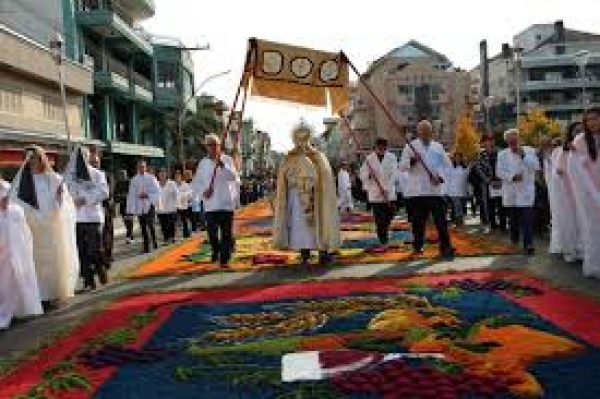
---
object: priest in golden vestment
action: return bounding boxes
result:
[273,123,341,266]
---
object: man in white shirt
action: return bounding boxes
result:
[359,138,398,245]
[190,134,240,267]
[496,128,540,255]
[399,120,454,258]
[156,168,179,245]
[126,160,160,253]
[65,147,109,290]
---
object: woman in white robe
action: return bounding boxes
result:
[11,146,80,303]
[568,108,600,278]
[549,123,583,262]
[0,179,43,329]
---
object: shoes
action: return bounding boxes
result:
[98,267,108,286]
[318,253,334,265]
[126,238,133,245]
[440,249,455,260]
[525,247,535,256]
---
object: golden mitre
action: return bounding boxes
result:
[291,121,314,148]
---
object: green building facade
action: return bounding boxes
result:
[67,0,196,175]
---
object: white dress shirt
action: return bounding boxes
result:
[67,167,109,223]
[157,180,178,214]
[445,165,470,198]
[175,181,191,211]
[359,152,398,203]
[190,155,240,213]
[399,139,451,197]
[496,146,540,207]
[126,173,160,216]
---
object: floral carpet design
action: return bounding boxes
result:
[3,271,600,398]
[129,201,517,278]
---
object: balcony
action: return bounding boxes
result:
[522,77,600,92]
[94,56,130,94]
[132,71,153,104]
[76,5,153,56]
[540,99,600,112]
[521,54,600,69]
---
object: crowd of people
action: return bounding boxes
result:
[1,109,599,330]
[338,108,600,278]
[0,134,275,329]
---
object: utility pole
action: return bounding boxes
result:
[50,33,72,156]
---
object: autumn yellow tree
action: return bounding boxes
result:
[452,110,481,162]
[517,109,562,147]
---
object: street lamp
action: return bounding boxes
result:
[49,32,72,156]
[177,69,231,162]
[513,47,523,123]
[483,96,494,134]
[574,50,591,111]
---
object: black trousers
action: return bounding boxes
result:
[205,211,234,264]
[372,202,395,245]
[157,212,176,243]
[178,209,191,238]
[139,206,157,252]
[411,196,452,253]
[123,215,134,240]
[508,206,534,249]
[76,222,105,285]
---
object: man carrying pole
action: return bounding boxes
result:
[359,138,398,246]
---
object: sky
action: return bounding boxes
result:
[143,0,597,151]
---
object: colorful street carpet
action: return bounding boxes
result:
[129,201,517,278]
[3,270,600,398]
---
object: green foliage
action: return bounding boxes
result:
[188,337,301,357]
[426,358,464,374]
[404,327,432,344]
[346,336,403,353]
[454,341,501,353]
[401,283,434,295]
[434,287,465,300]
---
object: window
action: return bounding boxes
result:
[42,97,62,121]
[0,86,24,114]
[157,62,177,89]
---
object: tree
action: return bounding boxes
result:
[452,110,480,161]
[182,97,224,162]
[517,109,562,147]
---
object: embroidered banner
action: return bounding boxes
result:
[247,38,350,113]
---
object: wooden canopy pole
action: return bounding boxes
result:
[341,52,436,181]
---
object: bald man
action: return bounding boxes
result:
[399,120,454,259]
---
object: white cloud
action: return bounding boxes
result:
[144,0,597,151]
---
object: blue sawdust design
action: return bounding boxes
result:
[95,291,600,399]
